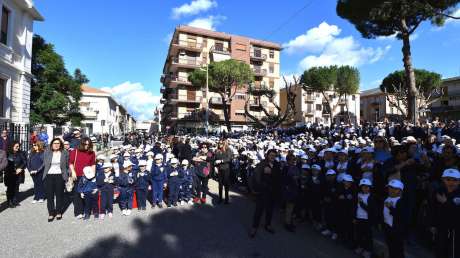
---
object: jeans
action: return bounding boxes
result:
[32,172,45,200]
[44,174,64,216]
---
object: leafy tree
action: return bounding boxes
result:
[244,76,298,128]
[31,35,85,126]
[188,59,254,132]
[380,69,443,117]
[337,0,460,122]
[336,66,360,124]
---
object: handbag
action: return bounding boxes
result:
[65,150,78,192]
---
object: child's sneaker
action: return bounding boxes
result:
[108,213,113,218]
[76,214,84,219]
[181,201,186,206]
[38,199,44,203]
[99,214,105,220]
[188,200,193,205]
[331,233,338,240]
[126,209,131,216]
[193,198,199,203]
[31,200,37,204]
[321,229,331,236]
[200,198,206,204]
[122,210,126,216]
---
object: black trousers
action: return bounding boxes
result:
[435,228,460,258]
[252,192,275,228]
[355,219,373,251]
[218,172,230,202]
[73,176,84,216]
[195,176,208,199]
[137,188,148,208]
[45,175,64,216]
[100,189,114,213]
[83,192,98,216]
[384,224,405,258]
[5,174,19,202]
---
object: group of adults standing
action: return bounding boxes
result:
[2,128,96,222]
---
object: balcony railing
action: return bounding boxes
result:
[253,67,267,76]
[211,46,230,54]
[171,57,202,67]
[210,97,229,105]
[250,50,267,61]
[173,40,203,51]
[170,95,202,103]
[305,95,315,101]
[165,75,192,85]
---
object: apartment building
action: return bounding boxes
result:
[360,87,405,122]
[160,25,281,133]
[280,85,360,126]
[79,85,135,136]
[430,76,460,120]
[0,0,43,124]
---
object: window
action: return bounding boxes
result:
[215,42,224,52]
[0,78,5,116]
[352,95,355,101]
[1,7,9,45]
[235,93,245,100]
[269,50,274,58]
[316,93,320,98]
[269,63,274,74]
[269,80,274,89]
[316,104,322,111]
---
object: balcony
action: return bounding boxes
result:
[211,45,230,55]
[171,40,204,52]
[303,110,314,116]
[252,66,267,77]
[83,110,98,120]
[305,94,315,102]
[209,97,230,105]
[171,57,202,69]
[250,50,267,61]
[170,95,202,104]
[167,75,192,87]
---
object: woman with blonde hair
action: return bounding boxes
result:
[27,140,45,203]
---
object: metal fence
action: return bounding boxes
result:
[0,122,30,151]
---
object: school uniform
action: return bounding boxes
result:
[76,175,98,218]
[306,174,323,225]
[135,169,150,209]
[432,186,460,258]
[117,171,136,211]
[383,196,406,258]
[179,166,194,202]
[322,179,339,235]
[354,192,377,253]
[151,164,167,206]
[167,165,182,206]
[336,184,356,243]
[96,171,115,214]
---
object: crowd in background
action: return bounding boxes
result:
[1,118,460,258]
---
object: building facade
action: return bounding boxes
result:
[160,25,281,133]
[0,0,42,124]
[430,76,460,120]
[80,85,135,136]
[280,85,360,126]
[360,88,404,123]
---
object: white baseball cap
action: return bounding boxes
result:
[83,166,95,179]
[154,154,163,160]
[362,147,374,153]
[301,154,309,160]
[147,151,154,157]
[301,164,310,170]
[123,160,133,168]
[138,160,147,167]
[342,174,353,182]
[312,164,321,170]
[123,152,130,157]
[181,159,189,166]
[97,154,106,160]
[442,168,460,179]
[359,178,372,187]
[326,169,336,176]
[170,158,179,164]
[102,162,112,169]
[387,179,404,190]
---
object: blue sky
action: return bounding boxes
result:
[34,0,460,120]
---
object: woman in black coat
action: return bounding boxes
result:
[214,140,233,204]
[4,141,27,208]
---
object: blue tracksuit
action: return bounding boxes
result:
[130,156,139,171]
[180,166,194,201]
[135,169,150,209]
[151,164,167,204]
[117,171,136,210]
[76,176,98,216]
[167,165,182,205]
[96,171,115,214]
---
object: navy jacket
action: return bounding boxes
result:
[117,171,136,189]
[167,165,182,184]
[181,167,194,184]
[27,152,44,173]
[151,164,167,182]
[77,176,97,194]
[96,171,115,192]
[135,170,150,190]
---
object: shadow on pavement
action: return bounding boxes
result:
[0,188,33,214]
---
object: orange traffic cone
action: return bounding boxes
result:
[132,191,138,209]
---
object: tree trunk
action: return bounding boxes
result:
[222,97,232,133]
[344,94,351,125]
[401,19,419,123]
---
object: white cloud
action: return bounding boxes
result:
[172,0,217,19]
[445,9,460,24]
[377,33,397,41]
[299,36,391,70]
[187,15,226,30]
[101,82,161,121]
[282,22,341,54]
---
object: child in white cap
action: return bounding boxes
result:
[76,166,98,220]
[179,159,194,205]
[96,161,115,219]
[322,169,339,240]
[307,164,323,231]
[431,168,460,258]
[135,160,150,210]
[383,179,406,258]
[354,178,375,258]
[117,160,135,216]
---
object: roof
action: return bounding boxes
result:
[360,87,384,97]
[81,85,110,95]
[443,76,460,83]
[13,0,44,21]
[176,25,282,50]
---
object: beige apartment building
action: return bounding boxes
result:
[430,76,460,120]
[360,87,404,122]
[280,85,360,126]
[160,25,281,133]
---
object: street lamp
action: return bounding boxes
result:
[200,63,209,137]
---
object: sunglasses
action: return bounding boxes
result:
[52,142,60,145]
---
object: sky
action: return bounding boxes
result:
[33,0,460,121]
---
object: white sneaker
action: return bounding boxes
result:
[108,213,113,218]
[126,209,131,216]
[188,200,193,205]
[181,201,186,206]
[76,214,83,219]
[122,210,126,216]
[331,233,338,240]
[38,199,44,203]
[31,200,37,204]
[100,214,105,220]
[321,229,331,236]
[354,248,363,255]
[362,251,371,258]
